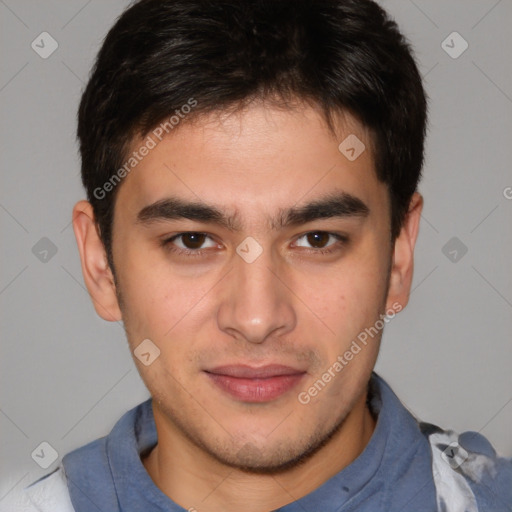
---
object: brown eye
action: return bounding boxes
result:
[294,231,347,253]
[306,232,331,248]
[165,232,218,252]
[180,233,207,249]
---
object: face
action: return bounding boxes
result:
[74,102,420,472]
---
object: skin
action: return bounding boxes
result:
[73,102,422,512]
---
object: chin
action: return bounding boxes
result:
[206,415,347,475]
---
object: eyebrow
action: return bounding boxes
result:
[136,192,369,231]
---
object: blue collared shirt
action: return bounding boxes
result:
[59,373,511,511]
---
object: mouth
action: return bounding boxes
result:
[204,364,307,403]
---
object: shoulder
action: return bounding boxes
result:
[420,422,512,511]
[0,468,75,512]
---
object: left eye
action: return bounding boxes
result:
[294,232,343,249]
[169,233,218,250]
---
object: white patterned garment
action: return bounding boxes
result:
[421,422,511,512]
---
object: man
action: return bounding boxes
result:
[4,0,510,510]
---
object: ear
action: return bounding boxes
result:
[385,192,423,311]
[72,200,122,322]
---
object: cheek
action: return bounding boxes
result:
[298,262,389,392]
[115,243,183,320]
[117,254,223,363]
[298,252,388,333]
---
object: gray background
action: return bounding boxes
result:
[1,0,511,502]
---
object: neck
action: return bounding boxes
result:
[142,391,376,512]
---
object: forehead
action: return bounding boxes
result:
[114,104,385,221]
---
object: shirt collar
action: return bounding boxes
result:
[74,372,428,511]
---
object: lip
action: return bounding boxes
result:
[205,365,306,403]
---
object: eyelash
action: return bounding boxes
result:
[160,232,349,257]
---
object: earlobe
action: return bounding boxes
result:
[72,200,122,322]
[385,192,423,311]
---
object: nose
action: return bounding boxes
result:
[216,249,297,344]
